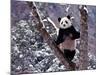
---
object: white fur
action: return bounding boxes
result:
[59,17,72,29]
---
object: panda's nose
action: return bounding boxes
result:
[63,24,66,27]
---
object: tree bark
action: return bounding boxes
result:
[79,5,88,70]
[27,2,76,70]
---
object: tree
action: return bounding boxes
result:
[79,5,88,70]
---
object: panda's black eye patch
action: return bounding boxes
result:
[61,22,63,24]
[65,21,68,24]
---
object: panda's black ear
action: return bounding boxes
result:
[58,17,61,22]
[67,15,71,19]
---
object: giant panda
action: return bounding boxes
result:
[55,15,80,62]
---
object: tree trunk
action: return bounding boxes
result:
[27,2,76,70]
[79,5,88,70]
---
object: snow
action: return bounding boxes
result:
[17,20,28,27]
[84,6,89,13]
[66,5,70,12]
[25,29,33,36]
[42,19,48,22]
[12,36,16,40]
[79,5,88,13]
[19,54,23,58]
[14,45,18,51]
[16,66,21,70]
[29,64,33,68]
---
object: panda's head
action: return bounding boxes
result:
[58,15,72,29]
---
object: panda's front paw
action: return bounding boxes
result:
[71,32,80,40]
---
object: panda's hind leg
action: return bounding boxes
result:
[64,49,76,61]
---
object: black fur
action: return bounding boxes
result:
[58,17,61,22]
[67,15,71,19]
[55,25,80,45]
[64,49,76,61]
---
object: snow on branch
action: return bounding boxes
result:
[46,17,59,35]
[79,5,88,13]
[66,5,70,13]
